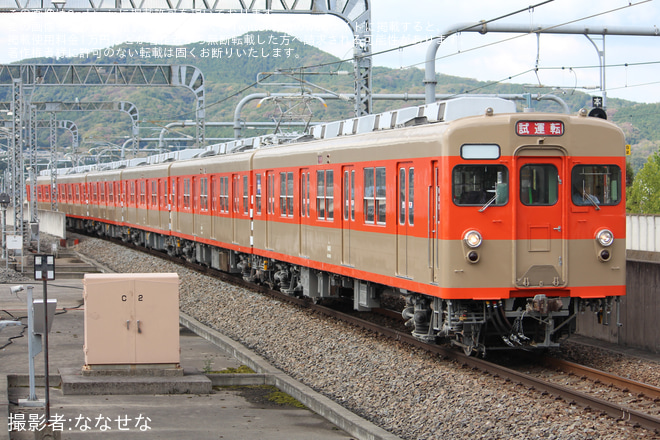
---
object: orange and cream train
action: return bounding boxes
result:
[34,97,626,355]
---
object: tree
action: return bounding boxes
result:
[627,151,660,213]
[626,160,634,187]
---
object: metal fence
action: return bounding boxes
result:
[627,214,660,252]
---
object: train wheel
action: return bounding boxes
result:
[460,325,482,356]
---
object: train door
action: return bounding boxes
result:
[193,176,200,237]
[396,163,413,277]
[515,154,566,287]
[121,181,126,223]
[173,178,180,232]
[341,166,355,265]
[430,162,440,283]
[232,174,240,244]
[265,171,275,250]
[209,176,217,239]
[300,169,311,257]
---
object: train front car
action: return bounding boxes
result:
[404,109,626,355]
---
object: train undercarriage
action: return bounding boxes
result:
[73,218,616,356]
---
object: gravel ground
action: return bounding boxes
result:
[5,235,659,440]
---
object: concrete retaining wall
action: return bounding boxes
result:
[576,251,660,354]
[6,207,66,239]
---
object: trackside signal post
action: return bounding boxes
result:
[19,255,57,424]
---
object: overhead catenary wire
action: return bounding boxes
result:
[165,0,654,121]
[166,1,558,120]
[296,0,656,99]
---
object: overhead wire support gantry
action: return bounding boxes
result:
[424,23,660,108]
[0,64,205,146]
[0,0,373,117]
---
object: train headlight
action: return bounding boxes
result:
[464,230,482,248]
[596,229,614,247]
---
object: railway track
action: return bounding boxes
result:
[89,234,660,435]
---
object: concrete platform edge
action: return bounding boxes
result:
[179,312,401,440]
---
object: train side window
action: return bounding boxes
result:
[108,183,114,203]
[398,167,414,225]
[130,181,135,205]
[347,170,355,221]
[364,167,386,224]
[183,178,191,209]
[219,176,228,213]
[255,174,262,215]
[279,172,293,217]
[286,172,293,217]
[409,168,414,225]
[200,177,209,211]
[301,171,310,218]
[343,170,350,221]
[243,175,248,215]
[151,180,158,207]
[520,164,557,206]
[268,174,275,215]
[399,168,405,224]
[317,171,325,219]
[301,172,307,218]
[317,170,334,221]
[571,165,621,206]
[453,165,508,207]
[140,180,146,206]
[171,180,176,209]
[232,176,239,214]
[162,180,168,209]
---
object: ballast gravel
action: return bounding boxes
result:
[6,235,658,440]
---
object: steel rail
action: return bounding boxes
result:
[321,309,660,434]
[93,234,660,434]
[541,356,660,401]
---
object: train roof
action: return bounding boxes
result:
[40,96,533,177]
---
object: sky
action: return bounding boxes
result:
[0,0,658,105]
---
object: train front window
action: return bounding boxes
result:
[572,165,621,207]
[453,165,508,207]
[520,164,558,206]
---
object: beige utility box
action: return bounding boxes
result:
[83,273,180,367]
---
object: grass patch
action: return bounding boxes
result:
[214,385,307,409]
[265,389,306,408]
[209,365,255,374]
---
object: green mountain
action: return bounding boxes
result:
[2,30,657,172]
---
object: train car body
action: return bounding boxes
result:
[35,97,626,355]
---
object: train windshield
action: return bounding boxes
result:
[520,164,558,206]
[452,165,508,206]
[571,165,621,207]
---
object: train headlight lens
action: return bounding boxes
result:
[464,230,482,248]
[596,229,614,247]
